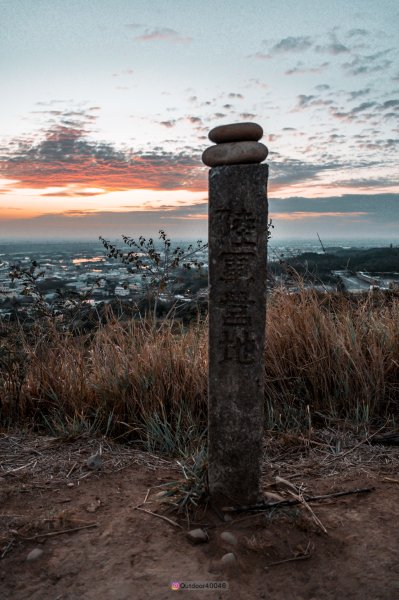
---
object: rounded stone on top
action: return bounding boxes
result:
[209,122,263,144]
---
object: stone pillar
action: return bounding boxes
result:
[207,163,269,506]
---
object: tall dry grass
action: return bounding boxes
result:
[265,289,399,428]
[0,289,398,448]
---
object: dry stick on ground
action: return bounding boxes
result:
[20,523,98,541]
[287,491,327,534]
[265,542,313,568]
[4,460,37,475]
[135,507,184,530]
[1,539,15,559]
[132,488,151,510]
[66,461,78,478]
[265,553,312,568]
[222,486,375,513]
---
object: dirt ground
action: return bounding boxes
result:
[1,429,399,600]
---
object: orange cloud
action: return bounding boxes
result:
[2,154,207,194]
[271,211,368,221]
[1,123,207,194]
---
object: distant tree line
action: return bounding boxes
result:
[269,247,399,279]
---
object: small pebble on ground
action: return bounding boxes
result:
[220,531,238,546]
[186,528,208,544]
[26,548,44,561]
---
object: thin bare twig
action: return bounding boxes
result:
[3,460,36,475]
[223,486,375,513]
[20,523,98,541]
[265,551,312,568]
[26,448,43,456]
[288,491,327,534]
[78,471,93,481]
[66,461,78,478]
[1,539,15,559]
[135,507,184,529]
[132,488,151,510]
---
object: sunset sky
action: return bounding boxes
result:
[1,0,398,240]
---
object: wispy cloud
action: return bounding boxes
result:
[346,28,369,39]
[134,27,192,44]
[187,116,203,125]
[315,39,349,55]
[292,94,333,111]
[350,101,377,114]
[112,68,134,77]
[285,62,329,75]
[269,157,339,191]
[263,35,313,58]
[41,189,107,197]
[348,88,371,100]
[381,99,399,110]
[342,49,393,75]
[159,120,177,128]
[328,97,399,123]
[258,32,349,61]
[329,177,399,190]
[269,194,399,224]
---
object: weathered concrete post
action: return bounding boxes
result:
[202,123,269,506]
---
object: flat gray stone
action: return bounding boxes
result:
[209,122,263,144]
[220,531,238,546]
[26,548,44,561]
[202,141,268,167]
[186,528,208,544]
[221,552,236,565]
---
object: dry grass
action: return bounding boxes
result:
[265,289,399,428]
[0,289,398,448]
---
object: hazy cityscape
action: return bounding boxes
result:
[1,237,398,320]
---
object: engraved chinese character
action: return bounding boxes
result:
[230,210,257,247]
[220,252,256,283]
[214,208,257,247]
[221,291,255,326]
[219,329,257,364]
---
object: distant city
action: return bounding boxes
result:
[0,237,398,320]
[0,238,209,320]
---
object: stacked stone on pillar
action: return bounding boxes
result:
[203,122,269,507]
[202,122,268,167]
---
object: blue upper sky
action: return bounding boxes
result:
[0,0,398,239]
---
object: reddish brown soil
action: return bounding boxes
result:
[1,431,399,600]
